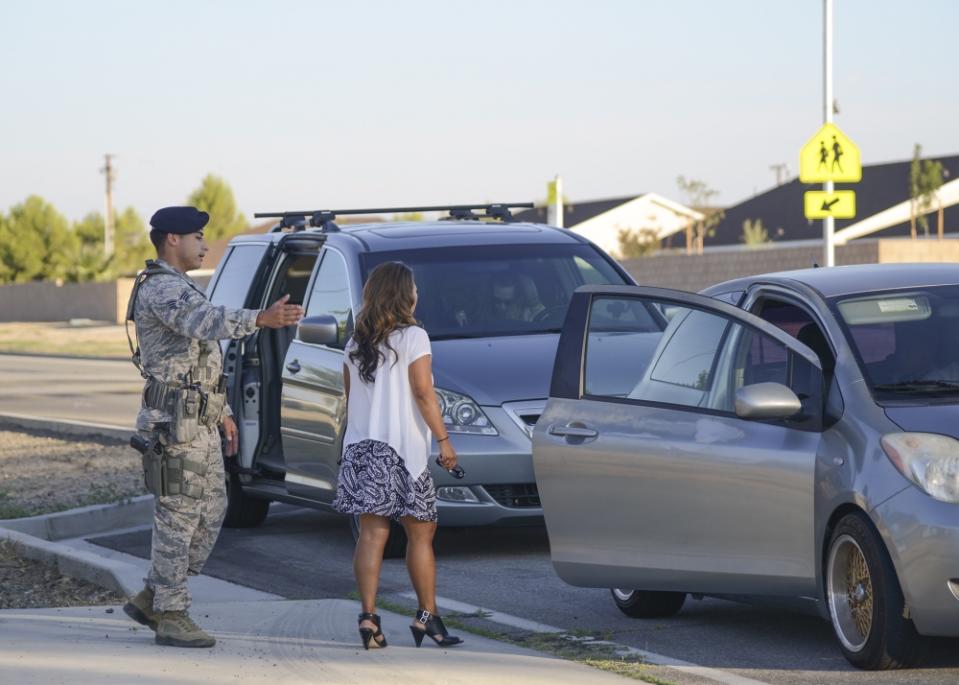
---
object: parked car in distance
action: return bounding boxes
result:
[532,264,959,670]
[205,204,634,556]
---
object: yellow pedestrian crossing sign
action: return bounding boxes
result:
[804,190,856,219]
[799,123,861,183]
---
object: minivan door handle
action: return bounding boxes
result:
[286,359,302,374]
[548,423,598,439]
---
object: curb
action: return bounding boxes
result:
[0,497,156,596]
[0,496,154,541]
[0,412,131,441]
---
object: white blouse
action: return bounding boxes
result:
[343,326,433,478]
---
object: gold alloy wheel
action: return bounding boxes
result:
[827,533,874,652]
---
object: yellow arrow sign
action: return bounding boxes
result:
[799,123,861,183]
[804,190,856,219]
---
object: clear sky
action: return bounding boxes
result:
[1,0,956,224]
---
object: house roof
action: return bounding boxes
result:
[708,154,959,246]
[512,195,641,227]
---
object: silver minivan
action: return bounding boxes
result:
[206,207,634,556]
[532,264,959,670]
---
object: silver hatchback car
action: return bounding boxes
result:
[532,264,959,670]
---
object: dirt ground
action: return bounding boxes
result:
[0,427,146,519]
[0,427,145,608]
[0,539,124,609]
[0,321,129,358]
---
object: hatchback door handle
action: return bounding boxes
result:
[548,423,598,438]
[286,359,302,374]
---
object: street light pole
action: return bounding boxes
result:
[823,0,835,267]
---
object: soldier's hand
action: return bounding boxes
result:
[222,416,239,457]
[256,294,305,329]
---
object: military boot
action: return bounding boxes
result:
[123,586,158,630]
[154,611,217,648]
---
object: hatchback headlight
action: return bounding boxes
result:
[881,433,959,503]
[435,387,498,435]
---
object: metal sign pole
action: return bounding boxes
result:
[823,0,835,266]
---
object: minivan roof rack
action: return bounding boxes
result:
[257,203,534,232]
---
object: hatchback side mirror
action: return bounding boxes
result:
[735,382,802,420]
[297,315,339,347]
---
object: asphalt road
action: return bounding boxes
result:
[0,353,139,428]
[91,505,959,685]
[8,354,959,683]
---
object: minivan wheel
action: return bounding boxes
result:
[223,473,270,528]
[611,589,686,618]
[826,512,926,669]
[349,514,408,559]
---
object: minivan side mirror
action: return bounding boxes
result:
[734,382,802,420]
[297,315,339,347]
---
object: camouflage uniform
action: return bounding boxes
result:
[133,258,258,612]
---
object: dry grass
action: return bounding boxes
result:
[0,321,130,358]
[0,428,145,519]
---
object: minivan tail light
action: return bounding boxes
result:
[880,433,959,503]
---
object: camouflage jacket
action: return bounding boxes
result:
[133,259,259,430]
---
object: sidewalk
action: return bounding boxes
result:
[0,501,632,684]
[1,598,631,684]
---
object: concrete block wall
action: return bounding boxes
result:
[0,274,213,323]
[618,239,948,293]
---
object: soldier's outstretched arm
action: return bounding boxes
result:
[145,277,304,339]
[145,277,259,340]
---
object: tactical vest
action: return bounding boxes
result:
[126,260,226,443]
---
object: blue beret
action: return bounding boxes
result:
[149,206,210,234]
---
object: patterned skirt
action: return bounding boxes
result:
[332,439,438,522]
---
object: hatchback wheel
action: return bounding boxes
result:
[349,514,408,559]
[826,512,926,669]
[611,588,686,618]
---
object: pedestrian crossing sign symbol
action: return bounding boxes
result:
[799,123,861,183]
[804,190,856,219]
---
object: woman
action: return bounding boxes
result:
[333,261,463,650]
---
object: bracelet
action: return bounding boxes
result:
[437,435,450,443]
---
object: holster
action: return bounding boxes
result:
[130,432,207,498]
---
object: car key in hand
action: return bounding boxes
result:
[436,456,466,479]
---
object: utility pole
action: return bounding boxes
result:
[546,174,564,228]
[101,154,116,257]
[823,0,835,266]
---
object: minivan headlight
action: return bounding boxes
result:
[435,388,498,435]
[881,433,959,503]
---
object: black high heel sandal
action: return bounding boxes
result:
[409,609,463,648]
[358,612,387,650]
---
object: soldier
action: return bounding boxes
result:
[122,206,303,647]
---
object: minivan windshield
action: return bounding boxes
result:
[362,244,628,339]
[834,284,959,400]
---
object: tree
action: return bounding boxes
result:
[73,207,152,280]
[909,144,947,239]
[676,176,725,254]
[741,218,770,247]
[187,174,248,242]
[0,196,76,283]
[617,227,661,259]
[393,212,424,222]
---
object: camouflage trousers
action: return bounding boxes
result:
[146,425,227,612]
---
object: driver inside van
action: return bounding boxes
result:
[489,273,545,323]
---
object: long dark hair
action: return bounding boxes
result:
[349,261,418,383]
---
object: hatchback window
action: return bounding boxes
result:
[584,295,819,422]
[834,285,959,399]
